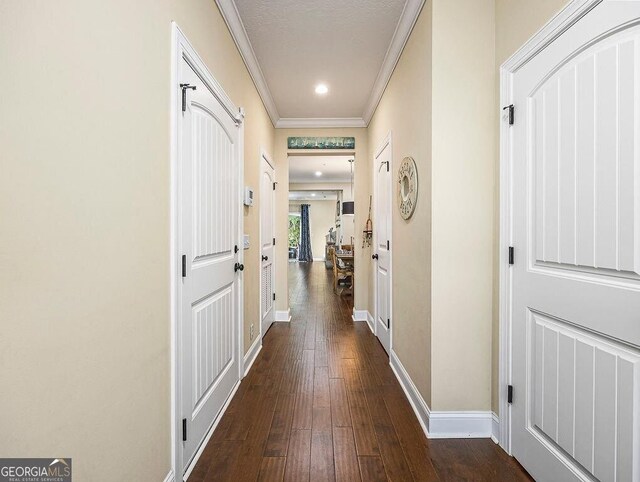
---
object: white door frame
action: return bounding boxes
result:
[259,148,275,340]
[372,132,393,351]
[498,0,603,454]
[170,22,245,481]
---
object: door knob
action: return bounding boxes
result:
[372,254,379,260]
[234,262,244,272]
[262,255,268,261]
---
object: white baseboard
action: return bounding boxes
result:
[428,411,494,438]
[389,350,431,437]
[275,309,291,322]
[163,469,174,482]
[389,349,494,439]
[183,379,240,480]
[243,336,262,377]
[351,308,368,322]
[491,411,500,444]
[313,256,325,261]
[366,311,374,334]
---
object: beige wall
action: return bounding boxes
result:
[0,0,274,480]
[429,0,495,411]
[0,2,575,476]
[274,128,369,313]
[491,0,569,413]
[289,200,337,260]
[368,3,433,404]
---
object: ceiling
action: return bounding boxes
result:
[289,155,354,183]
[218,0,425,127]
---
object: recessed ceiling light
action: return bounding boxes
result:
[311,193,316,196]
[315,171,322,176]
[315,84,328,95]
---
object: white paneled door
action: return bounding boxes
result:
[374,136,392,354]
[260,153,275,337]
[510,3,640,481]
[179,56,241,471]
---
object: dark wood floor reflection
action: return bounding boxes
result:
[190,262,532,481]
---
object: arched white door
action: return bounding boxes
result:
[374,135,392,354]
[179,55,241,472]
[260,153,276,337]
[509,3,640,480]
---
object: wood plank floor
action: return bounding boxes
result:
[190,262,532,481]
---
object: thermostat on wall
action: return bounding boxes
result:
[244,187,254,206]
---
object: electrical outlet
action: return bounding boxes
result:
[250,324,254,340]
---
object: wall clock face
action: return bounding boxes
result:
[397,157,418,220]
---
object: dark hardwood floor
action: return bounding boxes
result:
[189,262,532,481]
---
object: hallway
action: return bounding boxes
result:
[189,262,530,481]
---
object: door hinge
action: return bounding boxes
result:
[273,237,276,246]
[507,385,514,404]
[503,104,514,125]
[387,240,390,250]
[508,246,514,265]
[273,182,276,190]
[181,255,187,277]
[182,418,187,441]
[386,161,389,172]
[387,318,390,328]
[234,245,239,254]
[180,83,197,112]
[273,293,276,301]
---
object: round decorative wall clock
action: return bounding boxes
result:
[397,156,418,220]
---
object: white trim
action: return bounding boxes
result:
[183,380,241,481]
[215,0,424,127]
[351,308,368,322]
[491,412,500,444]
[237,121,246,383]
[501,0,601,73]
[390,350,494,440]
[498,0,602,456]
[361,0,426,124]
[389,350,430,437]
[214,0,279,126]
[243,336,262,377]
[163,470,174,482]
[366,311,375,334]
[428,412,494,439]
[170,22,245,479]
[170,22,179,482]
[275,309,291,322]
[312,257,325,261]
[498,59,514,458]
[276,117,366,128]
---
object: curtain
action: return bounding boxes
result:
[298,204,313,262]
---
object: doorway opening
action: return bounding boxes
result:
[288,154,356,297]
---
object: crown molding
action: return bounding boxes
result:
[217,0,425,128]
[361,0,426,124]
[276,117,367,129]
[215,0,280,126]
[501,0,601,72]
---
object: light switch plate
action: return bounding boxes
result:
[243,234,250,249]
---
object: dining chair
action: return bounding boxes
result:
[331,248,353,295]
